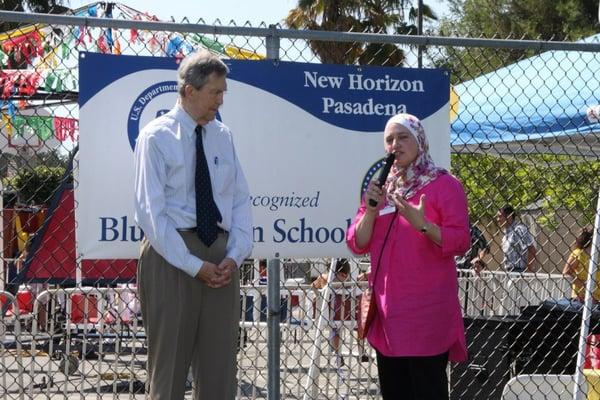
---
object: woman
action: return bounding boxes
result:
[346,113,470,399]
[563,227,595,302]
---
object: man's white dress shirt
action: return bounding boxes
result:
[134,104,253,277]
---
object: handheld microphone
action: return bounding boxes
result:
[368,153,395,207]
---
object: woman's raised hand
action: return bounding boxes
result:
[393,193,426,230]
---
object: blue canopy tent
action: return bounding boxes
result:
[449,34,600,400]
[451,34,600,159]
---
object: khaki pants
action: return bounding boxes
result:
[138,231,239,400]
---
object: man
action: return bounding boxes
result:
[133,50,253,399]
[455,223,490,273]
[496,205,536,272]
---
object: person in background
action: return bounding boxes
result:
[312,258,350,292]
[563,227,596,302]
[496,204,536,272]
[258,259,268,285]
[346,113,470,400]
[312,258,351,367]
[133,50,253,399]
[456,223,490,274]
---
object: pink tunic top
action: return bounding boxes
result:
[347,174,470,362]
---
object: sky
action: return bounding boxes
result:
[67,0,449,27]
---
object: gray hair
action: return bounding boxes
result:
[177,50,229,96]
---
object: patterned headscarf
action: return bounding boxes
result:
[384,113,447,201]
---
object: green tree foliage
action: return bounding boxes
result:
[285,0,437,65]
[5,165,68,206]
[452,153,600,226]
[435,0,600,82]
[445,0,599,41]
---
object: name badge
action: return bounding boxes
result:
[379,205,396,216]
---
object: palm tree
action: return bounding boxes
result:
[1,0,68,31]
[286,0,363,64]
[285,0,437,66]
[0,0,66,13]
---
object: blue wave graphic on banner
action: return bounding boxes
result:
[80,53,449,133]
[79,52,178,107]
[225,60,449,132]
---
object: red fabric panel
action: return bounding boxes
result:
[25,189,76,280]
[24,188,137,281]
[81,259,137,281]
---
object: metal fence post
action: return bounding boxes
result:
[265,24,281,400]
[573,188,600,400]
[417,0,423,68]
[267,257,281,400]
[266,24,280,61]
[0,180,3,291]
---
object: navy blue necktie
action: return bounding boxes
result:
[195,125,222,246]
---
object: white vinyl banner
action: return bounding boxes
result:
[77,52,450,261]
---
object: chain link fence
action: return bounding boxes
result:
[0,4,599,399]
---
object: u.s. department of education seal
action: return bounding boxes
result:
[360,157,386,200]
[127,81,178,150]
